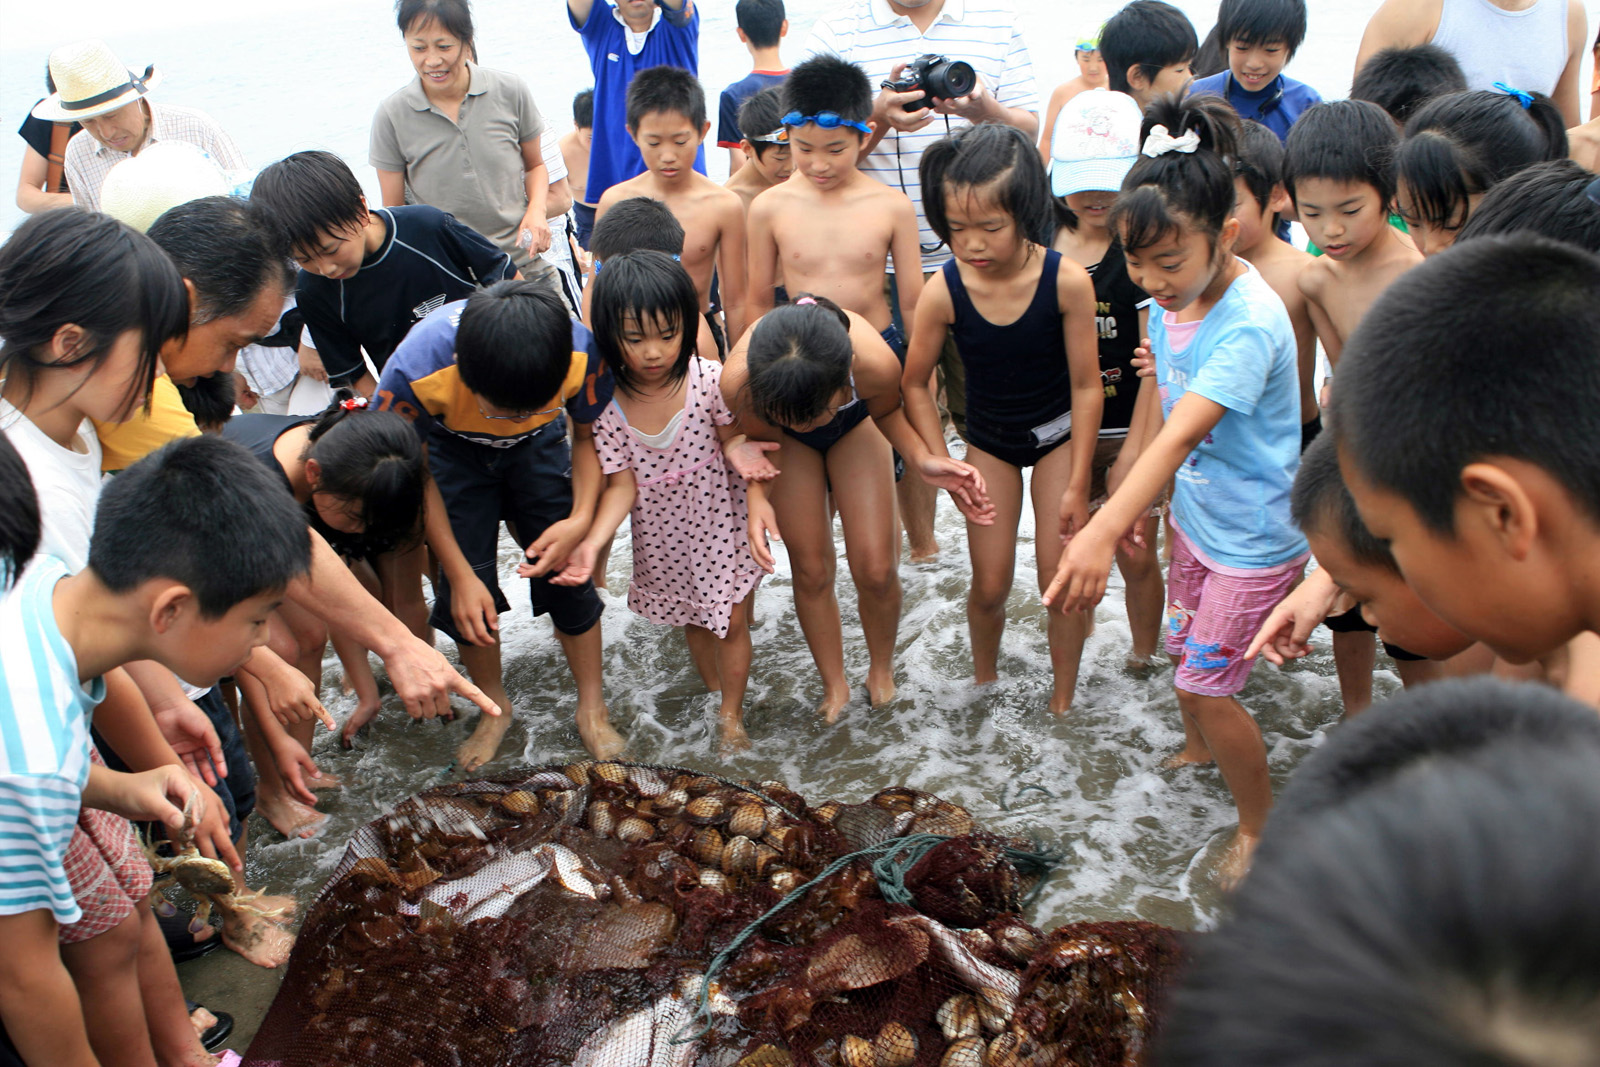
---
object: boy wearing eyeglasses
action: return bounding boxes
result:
[374,279,625,772]
[595,65,748,357]
[1188,0,1323,145]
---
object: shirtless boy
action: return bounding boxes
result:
[724,87,793,215]
[560,88,597,254]
[744,56,922,353]
[596,66,748,354]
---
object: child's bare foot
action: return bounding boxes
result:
[248,893,298,924]
[817,683,851,724]
[1124,653,1161,677]
[304,770,343,791]
[1161,745,1215,769]
[866,666,896,708]
[1048,691,1074,715]
[189,1005,217,1040]
[219,907,295,968]
[577,706,625,760]
[718,717,752,756]
[1216,830,1259,891]
[256,792,327,839]
[456,714,513,773]
[340,699,381,749]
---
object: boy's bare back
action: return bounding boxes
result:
[1244,238,1321,424]
[560,130,592,206]
[1299,226,1422,364]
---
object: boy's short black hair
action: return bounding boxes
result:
[175,371,237,431]
[738,86,786,157]
[1290,434,1398,574]
[735,0,785,48]
[454,279,575,413]
[573,87,595,129]
[249,151,367,259]
[780,55,873,128]
[1283,99,1399,206]
[589,197,685,261]
[625,65,707,131]
[1100,0,1199,95]
[1332,234,1600,533]
[1458,159,1600,252]
[1217,0,1306,54]
[1235,118,1285,210]
[89,436,311,617]
[1350,44,1467,126]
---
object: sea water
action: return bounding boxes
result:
[2,0,1412,1035]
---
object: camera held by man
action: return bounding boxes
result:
[881,54,977,111]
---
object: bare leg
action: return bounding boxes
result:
[1332,629,1377,717]
[376,543,433,644]
[60,912,158,1067]
[1177,688,1272,889]
[555,624,624,759]
[235,674,327,839]
[265,604,340,787]
[1115,528,1165,665]
[684,625,721,693]
[828,422,902,708]
[896,473,940,562]
[134,907,227,1066]
[713,596,754,754]
[332,626,382,747]
[1161,655,1216,768]
[768,441,850,721]
[455,640,514,773]
[1393,657,1443,690]
[960,449,1024,688]
[1031,445,1092,714]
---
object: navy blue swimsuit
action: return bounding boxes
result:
[946,248,1077,468]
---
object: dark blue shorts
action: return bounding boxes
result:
[1324,604,1426,661]
[426,422,604,642]
[573,201,597,251]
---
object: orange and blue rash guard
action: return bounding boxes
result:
[374,299,613,447]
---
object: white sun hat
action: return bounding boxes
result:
[100,142,228,233]
[32,39,162,123]
[1050,88,1144,198]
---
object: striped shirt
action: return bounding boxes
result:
[0,557,104,925]
[804,0,1040,273]
[64,100,246,213]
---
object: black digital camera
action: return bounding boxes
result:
[882,54,978,112]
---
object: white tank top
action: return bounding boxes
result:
[1432,0,1569,96]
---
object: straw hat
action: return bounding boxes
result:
[32,39,162,123]
[100,143,228,233]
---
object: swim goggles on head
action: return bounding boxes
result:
[781,110,872,135]
[747,127,790,144]
[592,252,680,275]
[1074,39,1099,54]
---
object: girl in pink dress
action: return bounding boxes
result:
[551,251,775,753]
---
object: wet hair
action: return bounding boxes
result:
[0,208,188,420]
[742,294,853,428]
[1290,434,1397,575]
[573,87,594,129]
[735,0,785,49]
[1234,118,1285,211]
[625,65,707,131]
[250,150,367,259]
[1158,721,1600,1067]
[89,436,311,617]
[0,434,40,588]
[738,87,786,158]
[1216,0,1306,54]
[589,197,685,261]
[396,0,475,57]
[1099,0,1199,95]
[589,251,699,396]
[301,391,427,553]
[1350,45,1467,126]
[1110,92,1240,252]
[146,196,292,326]
[454,279,575,413]
[1332,234,1600,532]
[780,55,872,129]
[1283,99,1400,207]
[921,123,1056,249]
[1395,88,1568,233]
[175,371,237,431]
[1457,159,1600,253]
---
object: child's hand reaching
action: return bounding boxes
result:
[1245,569,1340,664]
[87,765,197,832]
[747,495,781,574]
[252,651,336,732]
[450,572,500,647]
[1058,486,1092,545]
[545,542,599,587]
[1132,338,1156,378]
[724,436,782,481]
[1042,524,1118,613]
[917,456,995,524]
[521,516,589,578]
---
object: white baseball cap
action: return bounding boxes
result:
[1050,89,1144,198]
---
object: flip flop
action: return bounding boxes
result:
[159,906,220,963]
[185,1002,235,1052]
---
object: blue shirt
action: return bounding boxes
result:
[717,70,787,148]
[1188,71,1322,144]
[0,557,103,925]
[570,2,704,202]
[1152,266,1308,570]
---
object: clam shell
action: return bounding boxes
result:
[616,817,655,844]
[687,776,721,796]
[769,866,802,894]
[977,987,1011,1034]
[691,827,724,867]
[698,867,731,893]
[587,800,618,837]
[727,803,767,839]
[751,842,781,875]
[656,788,689,814]
[626,765,667,797]
[937,994,980,1040]
[738,1046,793,1067]
[912,791,940,814]
[565,762,592,786]
[811,801,842,824]
[593,761,628,784]
[722,834,758,876]
[525,770,573,790]
[841,1035,875,1067]
[685,795,726,825]
[874,1022,916,1067]
[498,790,540,816]
[983,1034,1024,1067]
[994,923,1042,966]
[940,1038,984,1067]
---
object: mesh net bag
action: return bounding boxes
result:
[243,763,1186,1067]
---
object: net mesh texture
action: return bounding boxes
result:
[243,763,1185,1067]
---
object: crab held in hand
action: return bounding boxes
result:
[143,793,290,933]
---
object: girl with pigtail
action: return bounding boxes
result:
[1044,92,1309,889]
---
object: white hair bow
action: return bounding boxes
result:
[1141,125,1201,158]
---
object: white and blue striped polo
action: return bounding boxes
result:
[0,557,103,925]
[804,0,1041,273]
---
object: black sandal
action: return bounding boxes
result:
[158,905,220,963]
[186,1002,235,1053]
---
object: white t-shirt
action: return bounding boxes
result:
[540,128,576,279]
[0,399,102,572]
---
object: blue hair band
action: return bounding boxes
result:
[1493,82,1534,109]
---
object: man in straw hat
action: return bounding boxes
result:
[33,39,245,213]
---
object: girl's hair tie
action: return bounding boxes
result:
[795,296,818,307]
[1493,82,1534,109]
[1141,124,1202,158]
[339,396,369,411]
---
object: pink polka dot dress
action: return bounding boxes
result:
[594,357,762,638]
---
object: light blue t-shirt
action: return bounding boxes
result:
[1152,266,1308,570]
[0,556,104,925]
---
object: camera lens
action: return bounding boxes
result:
[926,59,977,100]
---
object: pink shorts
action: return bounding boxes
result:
[59,752,155,944]
[1164,526,1306,697]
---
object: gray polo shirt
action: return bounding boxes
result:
[370,62,550,279]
